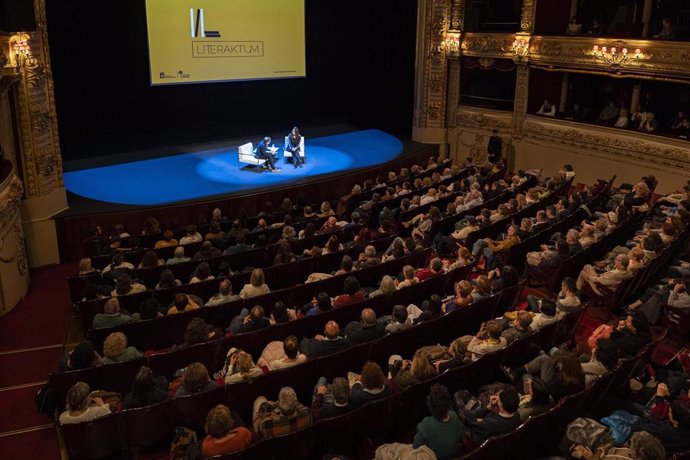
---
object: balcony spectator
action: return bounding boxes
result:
[654,18,675,40]
[566,16,583,35]
[536,99,556,117]
[587,18,602,35]
[597,101,620,124]
[638,112,659,133]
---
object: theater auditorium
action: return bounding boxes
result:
[1,0,690,458]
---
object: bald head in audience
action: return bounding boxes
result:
[324,321,341,339]
[361,308,377,327]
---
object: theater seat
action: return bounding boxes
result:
[121,399,175,451]
[59,412,123,460]
[238,142,266,172]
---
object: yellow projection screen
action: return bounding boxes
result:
[145,0,306,85]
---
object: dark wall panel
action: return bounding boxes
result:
[46,0,417,160]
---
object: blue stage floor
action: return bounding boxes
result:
[64,129,403,206]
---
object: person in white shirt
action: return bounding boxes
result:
[179,225,203,245]
[258,336,308,371]
[530,299,559,331]
[59,382,111,424]
[102,254,134,273]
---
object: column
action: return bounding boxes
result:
[630,82,641,113]
[412,0,451,147]
[13,0,68,267]
[512,63,530,140]
[520,0,538,34]
[641,0,653,37]
[559,73,569,113]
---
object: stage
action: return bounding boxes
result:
[63,129,403,207]
[55,126,436,262]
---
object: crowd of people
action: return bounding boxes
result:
[54,150,690,459]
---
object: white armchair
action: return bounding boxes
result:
[283,136,306,163]
[238,142,266,172]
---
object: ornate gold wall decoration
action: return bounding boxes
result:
[520,0,537,33]
[456,110,512,130]
[416,0,451,130]
[478,57,495,68]
[527,36,690,82]
[524,120,690,172]
[461,33,512,57]
[0,176,24,231]
[428,102,443,119]
[449,0,463,31]
[429,75,443,93]
[13,0,64,198]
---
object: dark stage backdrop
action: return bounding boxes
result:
[46,0,417,160]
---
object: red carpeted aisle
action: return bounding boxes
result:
[0,263,75,460]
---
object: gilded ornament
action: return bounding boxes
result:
[428,102,443,120]
[524,121,690,169]
[456,111,511,130]
[478,57,495,69]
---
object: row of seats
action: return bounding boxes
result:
[51,257,479,410]
[76,230,394,330]
[82,240,429,350]
[58,291,577,460]
[82,159,458,259]
[581,222,690,308]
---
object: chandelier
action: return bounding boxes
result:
[10,34,32,67]
[591,43,642,67]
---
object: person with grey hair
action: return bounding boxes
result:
[566,229,583,254]
[166,246,190,265]
[92,298,132,329]
[59,381,111,424]
[252,386,311,439]
[355,245,380,269]
[206,280,241,307]
[576,253,632,296]
[311,377,351,420]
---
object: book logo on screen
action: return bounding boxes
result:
[190,8,221,38]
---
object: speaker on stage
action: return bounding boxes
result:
[0,0,36,32]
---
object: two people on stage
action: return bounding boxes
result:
[255,127,304,172]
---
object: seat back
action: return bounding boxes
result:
[174,386,228,432]
[99,357,148,395]
[120,399,175,449]
[60,412,123,460]
[238,142,253,158]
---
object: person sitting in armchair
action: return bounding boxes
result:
[256,136,280,172]
[286,127,303,168]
